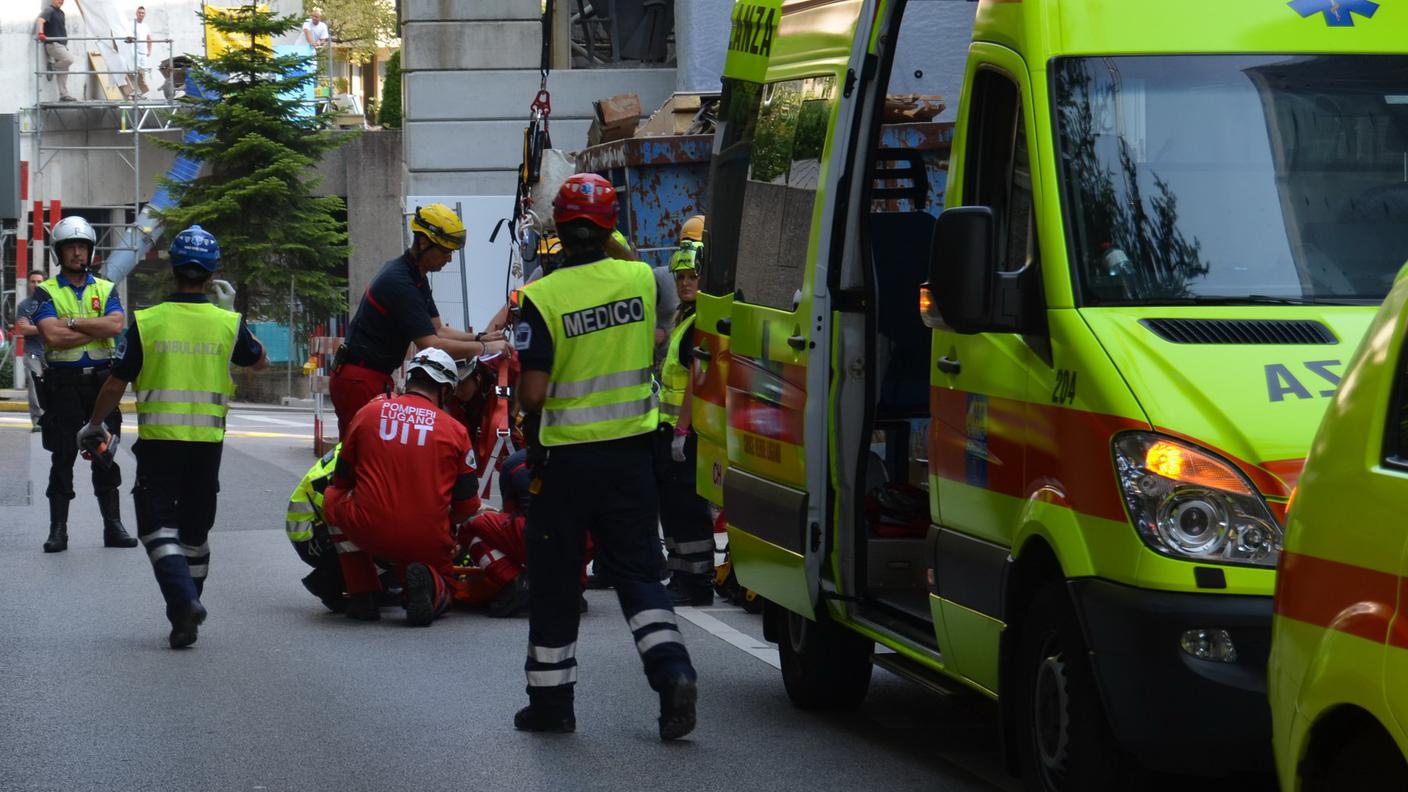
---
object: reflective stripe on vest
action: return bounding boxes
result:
[658,312,695,424]
[285,443,338,542]
[521,257,658,446]
[133,301,240,442]
[41,275,117,363]
[137,388,231,406]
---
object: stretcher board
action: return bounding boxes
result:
[88,52,128,101]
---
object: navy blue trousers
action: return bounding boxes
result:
[524,435,695,712]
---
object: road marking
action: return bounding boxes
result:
[674,606,781,669]
[0,420,308,440]
[229,414,308,427]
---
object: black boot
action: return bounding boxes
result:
[514,704,576,733]
[487,575,531,619]
[169,599,208,649]
[98,490,137,548]
[668,573,715,607]
[344,592,381,621]
[43,498,69,553]
[657,673,698,741]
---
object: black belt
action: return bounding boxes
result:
[334,344,398,374]
[45,363,111,379]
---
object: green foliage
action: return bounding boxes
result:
[1054,61,1208,301]
[156,3,351,321]
[378,49,402,129]
[309,0,399,66]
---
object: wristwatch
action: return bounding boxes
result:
[67,318,77,330]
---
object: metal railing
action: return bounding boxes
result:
[569,0,676,67]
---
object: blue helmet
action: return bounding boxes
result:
[169,225,221,271]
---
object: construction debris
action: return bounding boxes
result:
[588,92,642,147]
[638,93,720,137]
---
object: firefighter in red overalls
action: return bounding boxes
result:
[324,347,482,625]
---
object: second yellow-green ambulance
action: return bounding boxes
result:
[1270,263,1408,790]
[693,0,1408,789]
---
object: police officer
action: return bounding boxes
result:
[31,215,136,553]
[513,173,698,740]
[329,203,510,439]
[82,226,267,648]
[15,271,49,432]
[657,215,715,606]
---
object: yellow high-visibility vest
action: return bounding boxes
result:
[133,301,239,442]
[521,257,658,446]
[41,275,118,364]
[659,312,696,424]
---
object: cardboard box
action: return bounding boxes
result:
[589,93,641,145]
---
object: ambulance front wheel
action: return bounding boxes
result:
[1015,585,1125,792]
[776,602,873,710]
[1302,720,1408,792]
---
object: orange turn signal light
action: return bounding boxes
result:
[919,286,934,316]
[1145,440,1252,495]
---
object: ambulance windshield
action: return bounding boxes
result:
[1054,55,1408,306]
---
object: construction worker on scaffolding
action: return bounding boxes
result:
[328,203,511,440]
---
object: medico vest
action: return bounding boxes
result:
[287,444,339,544]
[133,301,240,442]
[659,312,695,425]
[41,275,118,364]
[521,257,658,446]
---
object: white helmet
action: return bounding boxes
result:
[52,216,97,251]
[406,347,459,386]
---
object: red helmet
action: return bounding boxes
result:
[553,173,619,231]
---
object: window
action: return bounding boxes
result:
[1053,55,1408,306]
[1387,327,1408,467]
[702,78,763,295]
[963,68,1036,276]
[729,75,838,312]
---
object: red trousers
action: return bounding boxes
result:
[329,363,392,442]
[325,485,455,616]
[459,511,527,590]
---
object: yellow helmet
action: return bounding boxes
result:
[670,239,702,273]
[410,203,467,251]
[680,215,705,243]
[537,234,563,257]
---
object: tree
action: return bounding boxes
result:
[377,49,402,128]
[157,4,351,321]
[309,0,399,65]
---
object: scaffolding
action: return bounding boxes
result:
[31,34,181,266]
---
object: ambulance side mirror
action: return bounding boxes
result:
[925,207,997,334]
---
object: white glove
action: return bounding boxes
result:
[210,279,236,311]
[76,422,109,451]
[670,431,687,463]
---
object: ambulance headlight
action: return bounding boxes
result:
[1113,433,1281,567]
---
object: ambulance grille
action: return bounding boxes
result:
[1140,318,1337,345]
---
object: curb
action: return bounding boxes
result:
[0,400,136,413]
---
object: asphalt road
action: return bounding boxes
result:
[0,407,1020,792]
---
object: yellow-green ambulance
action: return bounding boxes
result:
[694,0,1408,789]
[1270,263,1408,791]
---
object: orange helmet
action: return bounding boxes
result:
[553,173,619,231]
